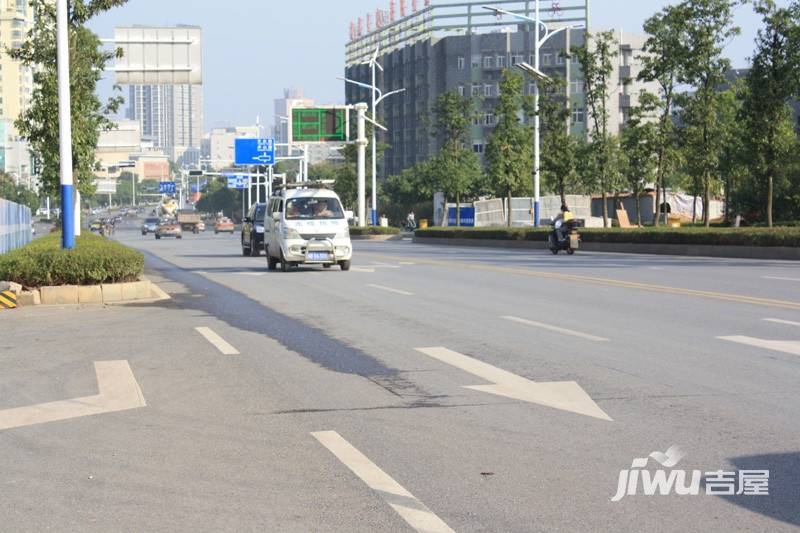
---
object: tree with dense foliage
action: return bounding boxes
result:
[429,91,482,225]
[8,0,127,198]
[637,4,690,226]
[485,71,532,227]
[621,100,658,225]
[534,76,579,205]
[738,0,800,226]
[575,31,618,227]
[196,178,243,220]
[675,0,741,226]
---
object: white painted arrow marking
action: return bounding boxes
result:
[0,361,146,431]
[415,347,612,421]
[719,336,800,356]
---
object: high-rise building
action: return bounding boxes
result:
[127,83,203,165]
[345,1,654,178]
[127,85,171,154]
[0,0,34,187]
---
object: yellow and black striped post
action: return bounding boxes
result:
[0,290,18,309]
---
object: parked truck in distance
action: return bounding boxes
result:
[177,210,203,234]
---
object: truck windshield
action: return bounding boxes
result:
[285,197,344,220]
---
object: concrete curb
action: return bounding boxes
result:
[16,279,160,307]
[413,237,800,261]
[350,234,404,241]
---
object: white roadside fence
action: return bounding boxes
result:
[0,198,33,254]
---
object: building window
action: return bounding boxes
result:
[472,115,481,126]
[473,142,484,154]
[484,84,493,97]
[471,55,481,68]
[571,108,585,124]
[484,113,495,126]
[512,55,524,66]
[471,84,481,97]
[556,53,565,65]
[570,80,584,94]
[483,56,493,68]
[496,56,506,68]
[542,53,552,66]
[458,85,465,97]
[457,57,465,70]
[572,54,580,65]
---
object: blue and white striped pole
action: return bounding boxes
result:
[56,0,75,249]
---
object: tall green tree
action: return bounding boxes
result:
[676,0,741,226]
[430,91,481,226]
[485,71,532,227]
[638,4,690,225]
[575,31,618,227]
[621,101,658,225]
[9,0,127,198]
[739,0,800,226]
[534,76,579,205]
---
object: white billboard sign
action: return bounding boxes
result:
[95,179,118,194]
[114,26,202,85]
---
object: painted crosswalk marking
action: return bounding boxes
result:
[312,431,455,533]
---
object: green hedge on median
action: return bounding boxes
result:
[349,226,402,236]
[414,226,800,248]
[0,233,144,288]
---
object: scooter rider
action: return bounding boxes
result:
[553,203,574,243]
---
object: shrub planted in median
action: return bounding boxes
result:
[349,226,402,236]
[414,226,800,247]
[0,233,144,288]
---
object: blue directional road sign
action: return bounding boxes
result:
[235,138,275,166]
[225,174,250,190]
[159,181,177,194]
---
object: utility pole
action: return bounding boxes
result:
[355,103,368,228]
[56,0,75,249]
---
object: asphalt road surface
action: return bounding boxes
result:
[3,224,799,532]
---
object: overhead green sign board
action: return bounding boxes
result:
[291,107,349,143]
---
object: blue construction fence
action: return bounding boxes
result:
[0,198,32,254]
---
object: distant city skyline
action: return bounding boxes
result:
[89,0,779,133]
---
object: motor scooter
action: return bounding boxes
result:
[547,219,579,255]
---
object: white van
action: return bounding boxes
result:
[264,185,352,272]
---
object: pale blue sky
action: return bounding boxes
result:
[89,0,772,132]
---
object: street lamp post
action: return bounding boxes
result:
[483,3,582,227]
[340,46,405,225]
[56,0,75,249]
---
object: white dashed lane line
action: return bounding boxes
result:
[764,318,800,327]
[195,327,240,355]
[367,284,414,296]
[501,316,610,342]
[312,431,455,533]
